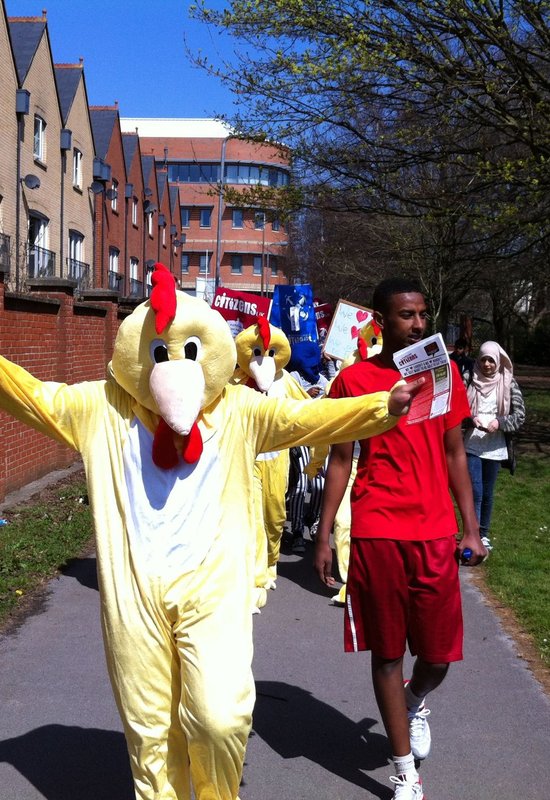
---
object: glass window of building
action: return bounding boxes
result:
[255,211,265,229]
[72,149,82,188]
[231,254,243,274]
[181,253,190,273]
[253,255,262,275]
[270,256,278,276]
[33,115,46,161]
[200,208,212,228]
[181,207,190,228]
[232,208,244,228]
[199,252,211,274]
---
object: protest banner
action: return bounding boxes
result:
[212,287,271,337]
[269,285,318,346]
[314,302,334,346]
[323,299,373,361]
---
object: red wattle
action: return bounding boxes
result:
[181,421,203,463]
[152,418,179,469]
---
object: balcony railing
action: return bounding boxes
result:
[108,269,123,291]
[129,278,143,298]
[67,257,90,291]
[0,232,10,273]
[28,245,56,278]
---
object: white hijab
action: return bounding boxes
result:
[467,340,513,416]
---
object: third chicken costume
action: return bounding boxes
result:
[0,264,404,800]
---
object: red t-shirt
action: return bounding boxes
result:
[329,356,470,541]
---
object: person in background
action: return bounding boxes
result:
[314,277,486,800]
[286,341,328,553]
[464,340,525,551]
[449,337,474,382]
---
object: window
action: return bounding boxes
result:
[253,255,262,275]
[181,254,190,274]
[232,208,243,228]
[111,179,118,212]
[109,247,119,272]
[147,211,153,236]
[224,163,290,186]
[28,214,52,277]
[199,252,211,274]
[72,148,82,188]
[181,207,190,228]
[129,257,139,281]
[270,256,278,276]
[68,230,84,263]
[254,211,265,230]
[132,197,138,225]
[161,226,166,246]
[200,208,212,228]
[167,163,220,183]
[231,254,243,274]
[272,217,280,232]
[33,116,46,161]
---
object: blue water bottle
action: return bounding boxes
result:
[462,547,472,562]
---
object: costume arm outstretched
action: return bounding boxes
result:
[0,354,105,450]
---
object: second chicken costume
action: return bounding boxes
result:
[232,319,307,609]
[0,265,406,800]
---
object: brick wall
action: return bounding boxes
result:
[0,273,122,501]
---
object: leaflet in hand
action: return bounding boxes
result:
[393,333,451,424]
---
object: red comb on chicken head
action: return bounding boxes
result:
[110,263,236,468]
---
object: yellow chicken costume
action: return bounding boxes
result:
[232,319,308,609]
[0,264,399,800]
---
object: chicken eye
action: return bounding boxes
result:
[253,347,262,357]
[150,339,169,363]
[268,348,275,357]
[183,336,202,361]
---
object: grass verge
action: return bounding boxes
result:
[0,473,92,625]
[482,451,550,670]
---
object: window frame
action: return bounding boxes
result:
[33,115,46,162]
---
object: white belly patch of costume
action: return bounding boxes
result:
[123,418,222,577]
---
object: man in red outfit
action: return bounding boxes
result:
[315,277,486,800]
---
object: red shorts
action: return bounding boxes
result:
[344,536,463,662]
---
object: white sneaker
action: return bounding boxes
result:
[407,703,431,760]
[481,535,493,550]
[389,773,424,799]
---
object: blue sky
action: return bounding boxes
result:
[6,0,238,119]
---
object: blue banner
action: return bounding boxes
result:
[269,284,318,346]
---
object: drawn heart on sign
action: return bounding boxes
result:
[351,326,360,339]
[356,310,370,322]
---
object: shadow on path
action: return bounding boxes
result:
[61,556,99,592]
[277,548,336,599]
[0,724,133,799]
[251,680,392,799]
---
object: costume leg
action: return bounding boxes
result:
[252,460,268,608]
[101,582,190,800]
[265,451,290,583]
[332,456,357,603]
[168,534,255,800]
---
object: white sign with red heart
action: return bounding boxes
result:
[323,300,373,361]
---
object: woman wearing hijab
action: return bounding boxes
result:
[464,341,525,550]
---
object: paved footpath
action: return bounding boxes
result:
[1,535,549,799]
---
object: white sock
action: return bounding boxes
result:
[405,682,426,712]
[392,752,416,779]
